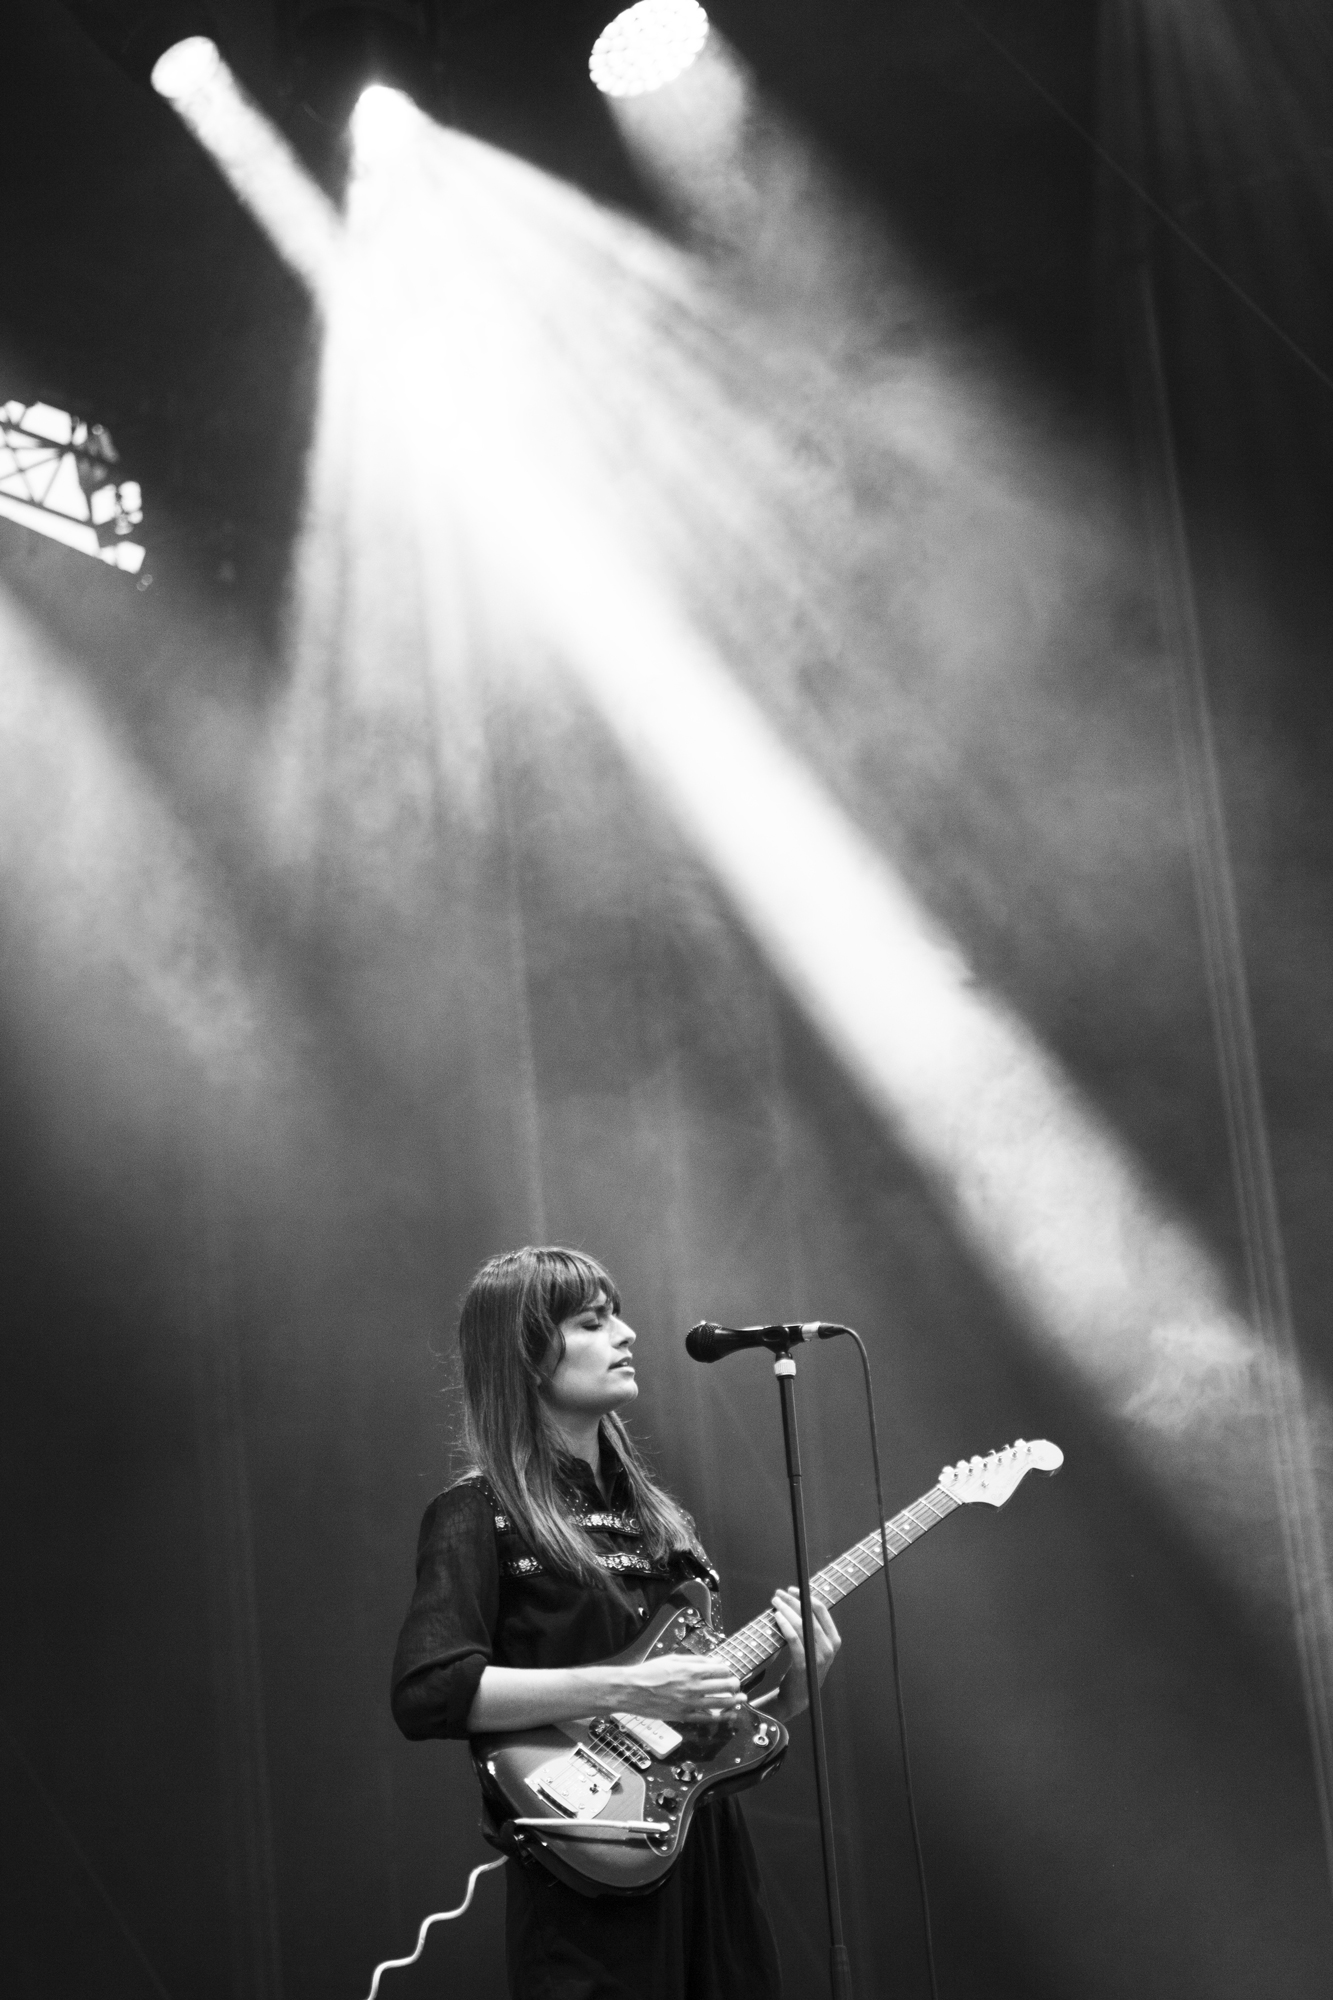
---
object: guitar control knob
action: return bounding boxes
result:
[652,1788,680,1815]
[671,1762,701,1783]
[679,1609,701,1630]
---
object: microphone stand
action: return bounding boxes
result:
[773,1348,855,2000]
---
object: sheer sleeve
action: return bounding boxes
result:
[390,1483,499,1741]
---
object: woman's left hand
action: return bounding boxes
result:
[769,1587,841,1722]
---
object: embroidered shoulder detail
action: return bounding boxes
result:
[571,1508,641,1536]
[501,1554,545,1578]
[597,1549,668,1577]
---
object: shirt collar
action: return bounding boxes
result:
[556,1437,631,1506]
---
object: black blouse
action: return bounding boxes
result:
[390,1447,784,1999]
[390,1445,722,1740]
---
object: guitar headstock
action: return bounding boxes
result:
[938,1438,1063,1508]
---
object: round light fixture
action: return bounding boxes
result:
[150,35,223,101]
[350,82,417,164]
[589,0,709,100]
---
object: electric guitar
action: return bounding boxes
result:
[473,1436,1062,1895]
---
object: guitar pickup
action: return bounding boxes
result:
[609,1712,684,1759]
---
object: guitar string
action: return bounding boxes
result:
[585,1731,638,1783]
[717,1485,963,1676]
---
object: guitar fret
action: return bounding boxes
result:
[717,1480,966,1670]
[810,1487,960,1607]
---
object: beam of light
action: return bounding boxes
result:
[151,37,343,296]
[590,0,709,99]
[604,12,746,188]
[267,94,1333,1673]
[0,580,310,1183]
[611,33,1333,1886]
[598,30,1333,1659]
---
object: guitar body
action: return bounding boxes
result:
[471,1437,1063,1897]
[472,1579,789,1896]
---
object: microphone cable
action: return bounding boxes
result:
[826,1326,941,2000]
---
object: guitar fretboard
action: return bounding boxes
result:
[716,1484,960,1681]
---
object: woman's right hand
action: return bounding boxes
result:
[621,1653,743,1723]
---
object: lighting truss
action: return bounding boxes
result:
[0,400,147,573]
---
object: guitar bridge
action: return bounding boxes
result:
[531,1741,621,1818]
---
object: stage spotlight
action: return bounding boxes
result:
[150,32,342,296]
[150,33,222,101]
[294,1,438,127]
[350,82,418,164]
[590,0,709,98]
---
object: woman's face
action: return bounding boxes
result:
[543,1287,639,1422]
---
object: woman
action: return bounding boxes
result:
[391,1244,841,2000]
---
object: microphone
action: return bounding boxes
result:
[685,1320,852,1363]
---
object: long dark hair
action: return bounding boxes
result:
[456,1245,704,1587]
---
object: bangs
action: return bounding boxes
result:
[539,1249,621,1326]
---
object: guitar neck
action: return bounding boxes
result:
[716,1484,960,1681]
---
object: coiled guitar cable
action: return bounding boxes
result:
[364,1856,507,2000]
